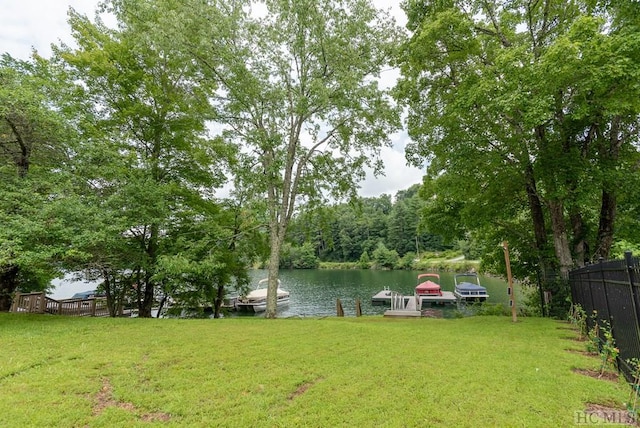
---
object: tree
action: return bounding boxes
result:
[0,55,73,310]
[57,6,235,317]
[152,0,402,317]
[371,242,398,269]
[397,0,640,284]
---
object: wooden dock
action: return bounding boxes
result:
[379,291,420,318]
[372,288,460,318]
[372,289,459,306]
[10,292,111,317]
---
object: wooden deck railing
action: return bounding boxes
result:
[10,292,110,317]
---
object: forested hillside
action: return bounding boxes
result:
[284,184,458,268]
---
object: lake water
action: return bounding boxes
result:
[243,269,511,318]
[49,269,512,318]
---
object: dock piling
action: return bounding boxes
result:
[336,298,344,317]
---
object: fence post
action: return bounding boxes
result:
[625,251,640,333]
[599,258,613,323]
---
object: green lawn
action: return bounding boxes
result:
[0,314,630,427]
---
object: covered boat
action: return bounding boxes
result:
[453,273,488,302]
[236,278,290,313]
[415,273,442,296]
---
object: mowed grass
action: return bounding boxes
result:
[0,314,629,427]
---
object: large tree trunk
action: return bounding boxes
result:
[140,277,155,317]
[265,221,283,319]
[524,163,552,276]
[570,210,589,267]
[138,223,159,318]
[548,199,573,277]
[594,188,616,260]
[213,284,225,319]
[0,265,20,312]
[593,117,623,260]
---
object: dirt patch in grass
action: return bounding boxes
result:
[573,367,619,383]
[556,326,578,331]
[288,378,323,401]
[565,348,598,357]
[583,403,637,426]
[561,335,587,342]
[92,378,171,422]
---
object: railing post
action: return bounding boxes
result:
[10,292,19,312]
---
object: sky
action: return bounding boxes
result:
[0,0,424,198]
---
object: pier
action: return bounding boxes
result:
[371,288,459,318]
[372,289,459,306]
[10,292,111,317]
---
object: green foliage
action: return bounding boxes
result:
[598,321,619,375]
[50,5,245,316]
[286,190,454,265]
[626,357,640,419]
[586,311,601,354]
[280,242,320,270]
[473,303,511,316]
[357,250,371,269]
[150,0,402,316]
[0,55,78,309]
[397,0,640,281]
[371,242,399,269]
[585,311,619,375]
[396,251,417,270]
[543,277,572,319]
[568,303,588,340]
[610,241,640,259]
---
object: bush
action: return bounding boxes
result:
[280,242,319,269]
[372,243,399,269]
[358,251,372,269]
[396,251,417,270]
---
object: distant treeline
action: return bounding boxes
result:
[279,184,476,269]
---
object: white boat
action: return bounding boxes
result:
[235,279,290,313]
[453,273,489,302]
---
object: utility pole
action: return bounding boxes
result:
[502,241,517,322]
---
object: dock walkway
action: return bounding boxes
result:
[372,289,459,306]
[10,292,111,317]
[383,291,421,318]
[372,287,461,318]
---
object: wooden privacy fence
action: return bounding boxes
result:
[569,251,640,382]
[10,292,110,317]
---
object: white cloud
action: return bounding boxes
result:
[0,0,421,198]
[0,1,99,60]
[359,132,424,198]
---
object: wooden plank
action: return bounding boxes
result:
[383,309,421,318]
